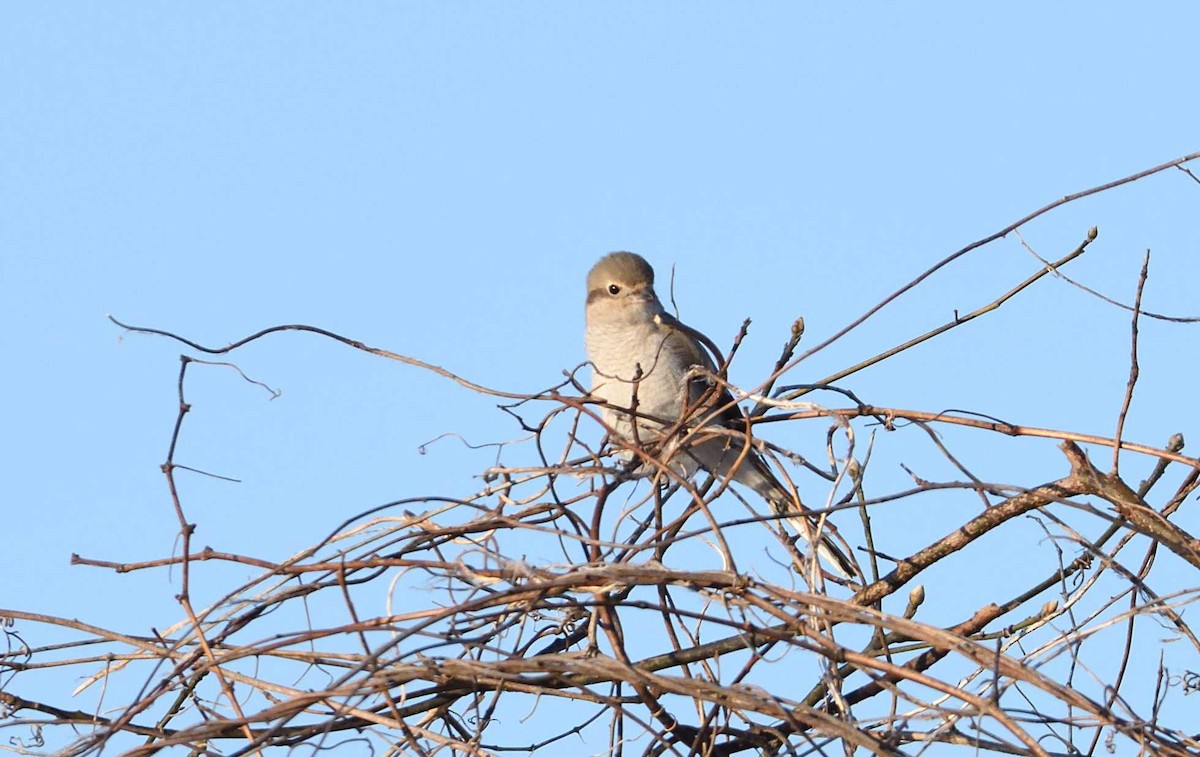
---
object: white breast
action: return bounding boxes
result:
[585,321,693,431]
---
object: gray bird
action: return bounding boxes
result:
[584,251,858,579]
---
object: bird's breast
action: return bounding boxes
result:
[585,322,693,421]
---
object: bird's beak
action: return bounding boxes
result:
[631,287,657,304]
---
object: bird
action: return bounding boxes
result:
[583,251,858,580]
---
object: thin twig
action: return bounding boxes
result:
[1112,250,1151,474]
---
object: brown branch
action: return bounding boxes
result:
[1069,452,1200,570]
[1112,250,1150,474]
[1014,232,1194,323]
[108,316,537,400]
[775,149,1200,374]
[797,226,1096,396]
[760,405,1200,471]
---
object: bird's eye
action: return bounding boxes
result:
[607,284,621,296]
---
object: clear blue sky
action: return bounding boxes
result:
[3,3,1198,752]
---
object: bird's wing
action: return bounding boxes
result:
[655,311,725,369]
[655,315,860,581]
[654,312,746,429]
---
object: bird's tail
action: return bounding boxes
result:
[688,436,860,580]
[749,467,859,580]
[780,509,859,581]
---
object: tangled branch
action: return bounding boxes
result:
[4,152,1200,757]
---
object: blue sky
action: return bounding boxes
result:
[3,3,1199,752]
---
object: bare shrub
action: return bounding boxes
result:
[4,153,1200,756]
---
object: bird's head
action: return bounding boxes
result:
[585,251,663,326]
